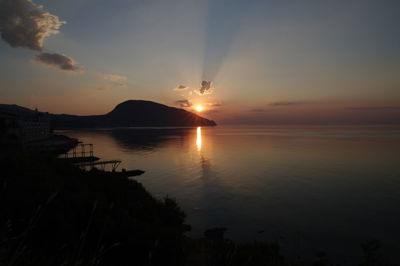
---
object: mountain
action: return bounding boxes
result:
[50,100,216,128]
[0,104,36,115]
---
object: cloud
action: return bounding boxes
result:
[173,85,188,91]
[200,80,212,95]
[248,109,265,112]
[270,101,311,106]
[175,99,192,108]
[194,88,214,96]
[100,73,127,82]
[206,102,223,107]
[204,109,220,115]
[347,106,400,111]
[35,52,82,72]
[0,0,82,72]
[0,0,65,51]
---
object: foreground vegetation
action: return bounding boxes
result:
[0,152,187,266]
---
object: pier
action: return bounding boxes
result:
[74,160,121,171]
[63,143,121,171]
[64,143,94,158]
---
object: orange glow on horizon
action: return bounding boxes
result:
[195,105,204,112]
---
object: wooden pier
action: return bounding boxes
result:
[74,160,121,171]
[64,143,94,158]
[63,143,122,171]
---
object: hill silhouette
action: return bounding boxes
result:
[0,104,37,115]
[49,100,216,128]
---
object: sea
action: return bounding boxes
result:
[58,125,400,264]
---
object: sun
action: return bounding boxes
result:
[195,105,204,112]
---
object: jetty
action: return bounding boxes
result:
[62,143,144,176]
[74,160,121,171]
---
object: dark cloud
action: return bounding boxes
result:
[0,0,82,72]
[0,0,65,51]
[204,109,220,115]
[200,80,212,94]
[270,101,315,106]
[347,106,400,111]
[248,109,265,112]
[100,73,127,82]
[173,85,188,91]
[35,52,82,72]
[270,101,310,106]
[175,99,192,108]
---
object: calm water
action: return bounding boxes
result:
[59,126,400,263]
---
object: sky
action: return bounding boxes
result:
[0,0,399,124]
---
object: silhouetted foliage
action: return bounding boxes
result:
[361,239,382,266]
[184,238,283,266]
[204,227,227,240]
[0,152,187,266]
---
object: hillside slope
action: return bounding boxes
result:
[50,100,216,128]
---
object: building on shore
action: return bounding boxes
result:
[0,107,50,142]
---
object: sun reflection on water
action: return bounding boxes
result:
[196,127,202,151]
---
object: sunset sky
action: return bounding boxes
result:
[1,0,399,124]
